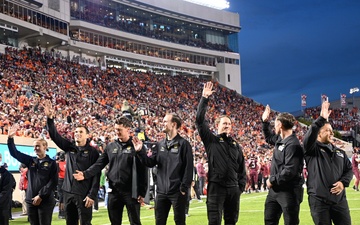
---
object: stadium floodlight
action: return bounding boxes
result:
[350,87,359,108]
[182,0,230,10]
[350,87,359,94]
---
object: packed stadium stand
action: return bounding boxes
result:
[0,0,241,92]
[0,0,357,162]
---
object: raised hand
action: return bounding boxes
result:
[8,124,19,138]
[42,99,54,118]
[202,82,215,98]
[320,101,332,121]
[262,104,271,122]
[132,136,143,152]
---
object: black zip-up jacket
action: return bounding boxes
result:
[0,166,15,209]
[47,118,100,200]
[8,138,57,204]
[303,116,353,204]
[136,134,193,195]
[196,97,246,191]
[83,137,147,198]
[262,121,304,191]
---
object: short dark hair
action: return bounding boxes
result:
[319,121,331,131]
[76,124,90,134]
[167,113,182,129]
[276,113,296,130]
[115,116,132,128]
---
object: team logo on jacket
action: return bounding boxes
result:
[336,151,344,158]
[84,151,88,154]
[123,146,132,154]
[31,162,36,167]
[160,146,165,151]
[112,148,118,153]
[278,145,285,151]
[170,148,179,153]
[43,162,49,167]
[219,138,224,142]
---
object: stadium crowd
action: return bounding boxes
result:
[0,46,358,196]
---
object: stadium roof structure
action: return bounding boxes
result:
[182,0,230,10]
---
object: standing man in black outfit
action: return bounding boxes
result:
[303,101,352,225]
[0,162,15,225]
[261,104,304,225]
[7,125,57,225]
[195,82,246,225]
[134,113,193,225]
[73,117,148,225]
[43,100,100,225]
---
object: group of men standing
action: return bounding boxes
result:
[1,81,354,225]
[261,94,352,225]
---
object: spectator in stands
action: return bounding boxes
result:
[303,101,352,225]
[7,125,57,225]
[196,82,246,225]
[262,105,304,225]
[192,160,203,202]
[19,163,28,216]
[134,113,193,225]
[56,151,66,219]
[248,155,260,193]
[44,100,100,225]
[196,158,206,196]
[352,149,360,191]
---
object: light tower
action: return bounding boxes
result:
[350,87,359,108]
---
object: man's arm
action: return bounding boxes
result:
[43,99,73,151]
[237,148,247,192]
[261,105,278,145]
[84,149,108,179]
[47,118,73,151]
[85,149,101,200]
[195,82,216,145]
[133,137,158,167]
[7,137,33,166]
[136,154,148,198]
[262,122,278,146]
[304,102,331,155]
[339,155,354,188]
[180,140,194,193]
[303,116,326,155]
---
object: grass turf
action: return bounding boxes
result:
[10,185,360,225]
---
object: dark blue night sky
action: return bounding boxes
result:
[228,0,360,112]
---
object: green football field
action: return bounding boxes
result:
[10,185,360,225]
